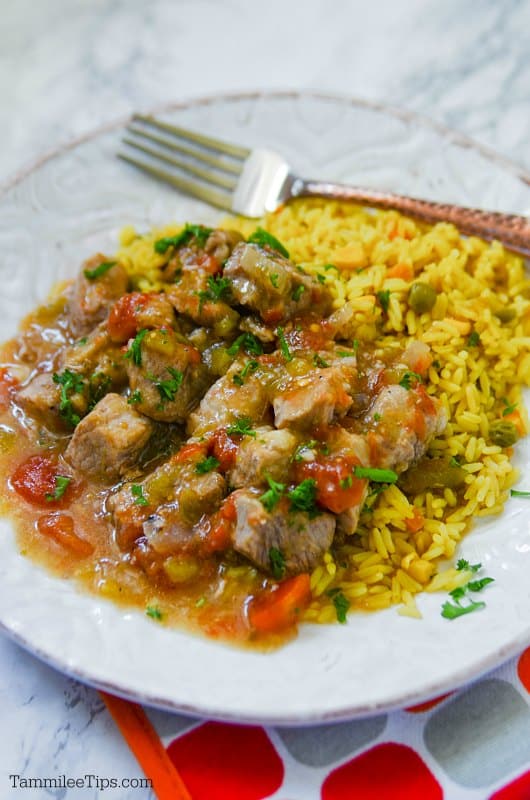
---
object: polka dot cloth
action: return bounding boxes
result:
[142,647,530,799]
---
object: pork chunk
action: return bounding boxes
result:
[17,373,64,431]
[229,427,297,488]
[365,384,447,472]
[224,243,331,324]
[273,365,354,430]
[231,490,335,575]
[126,328,210,423]
[68,255,129,335]
[65,393,153,482]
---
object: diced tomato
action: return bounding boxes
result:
[286,325,329,353]
[249,574,312,634]
[295,454,367,514]
[11,456,73,507]
[113,504,150,550]
[0,368,18,410]
[107,292,150,342]
[194,252,220,275]
[184,345,202,365]
[209,429,240,471]
[262,308,283,325]
[37,513,94,557]
[405,507,425,533]
[200,495,237,555]
[173,442,207,464]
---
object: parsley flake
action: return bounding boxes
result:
[195,456,220,474]
[398,370,422,390]
[247,227,289,258]
[327,589,350,623]
[154,224,212,254]
[226,418,256,438]
[353,466,398,483]
[468,330,481,347]
[456,559,481,573]
[259,476,286,513]
[45,475,71,502]
[232,360,259,386]
[340,475,353,489]
[276,327,293,362]
[53,369,84,427]
[292,285,306,302]
[288,479,318,516]
[131,484,148,506]
[151,367,183,403]
[377,290,391,313]
[146,605,163,620]
[127,389,143,405]
[441,599,485,620]
[502,398,518,416]
[313,354,330,368]
[269,547,286,580]
[198,275,232,309]
[125,329,148,367]
[83,260,116,280]
[226,333,263,357]
[270,273,280,288]
[511,489,530,498]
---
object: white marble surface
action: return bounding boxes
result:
[0,0,529,795]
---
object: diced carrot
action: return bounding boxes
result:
[37,513,94,557]
[504,409,526,436]
[405,507,425,533]
[249,574,312,634]
[107,292,149,342]
[386,263,413,281]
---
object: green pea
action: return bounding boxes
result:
[408,282,437,314]
[494,306,517,323]
[489,420,518,447]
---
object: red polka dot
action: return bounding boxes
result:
[517,647,530,694]
[321,743,442,800]
[405,692,453,713]
[167,721,284,800]
[489,769,530,800]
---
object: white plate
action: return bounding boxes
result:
[0,91,529,725]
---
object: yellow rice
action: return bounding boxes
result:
[116,199,530,621]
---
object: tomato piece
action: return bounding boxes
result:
[113,504,150,550]
[11,456,73,507]
[209,429,239,471]
[199,495,236,555]
[107,292,149,342]
[173,443,207,464]
[37,513,94,557]
[295,454,366,514]
[249,574,312,634]
[194,252,220,275]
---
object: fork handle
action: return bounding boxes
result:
[292,179,530,258]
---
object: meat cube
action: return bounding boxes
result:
[17,373,64,431]
[68,255,129,336]
[231,489,335,575]
[229,427,297,488]
[61,322,127,391]
[273,365,354,430]
[65,393,153,482]
[204,229,244,262]
[166,272,240,333]
[187,362,270,436]
[125,328,210,423]
[365,384,447,472]
[224,243,331,324]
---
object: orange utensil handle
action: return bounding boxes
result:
[295,179,530,258]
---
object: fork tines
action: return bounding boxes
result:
[118,114,251,210]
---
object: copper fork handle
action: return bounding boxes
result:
[294,179,530,258]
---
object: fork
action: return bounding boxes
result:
[119,114,530,258]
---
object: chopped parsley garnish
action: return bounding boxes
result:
[353,466,398,483]
[450,455,462,467]
[259,476,286,513]
[324,263,340,273]
[195,596,206,608]
[247,227,289,258]
[83,260,116,280]
[151,367,183,403]
[232,360,259,386]
[127,389,143,405]
[226,417,256,438]
[377,290,391,313]
[146,605,163,620]
[88,371,111,409]
[313,354,330,368]
[195,456,220,474]
[154,223,212,254]
[373,413,382,422]
[270,273,280,288]
[276,326,293,362]
[467,330,481,347]
[198,275,232,309]
[226,333,263,357]
[77,337,88,346]
[131,484,148,506]
[53,369,85,427]
[441,562,494,620]
[292,440,318,462]
[511,489,530,498]
[292,285,305,301]
[340,475,353,489]
[316,273,327,284]
[288,479,318,516]
[269,547,286,579]
[125,328,148,367]
[456,559,481,573]
[327,588,350,624]
[45,475,71,502]
[336,350,355,358]
[502,398,518,416]
[398,370,422,390]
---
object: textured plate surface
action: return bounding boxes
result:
[0,91,529,725]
